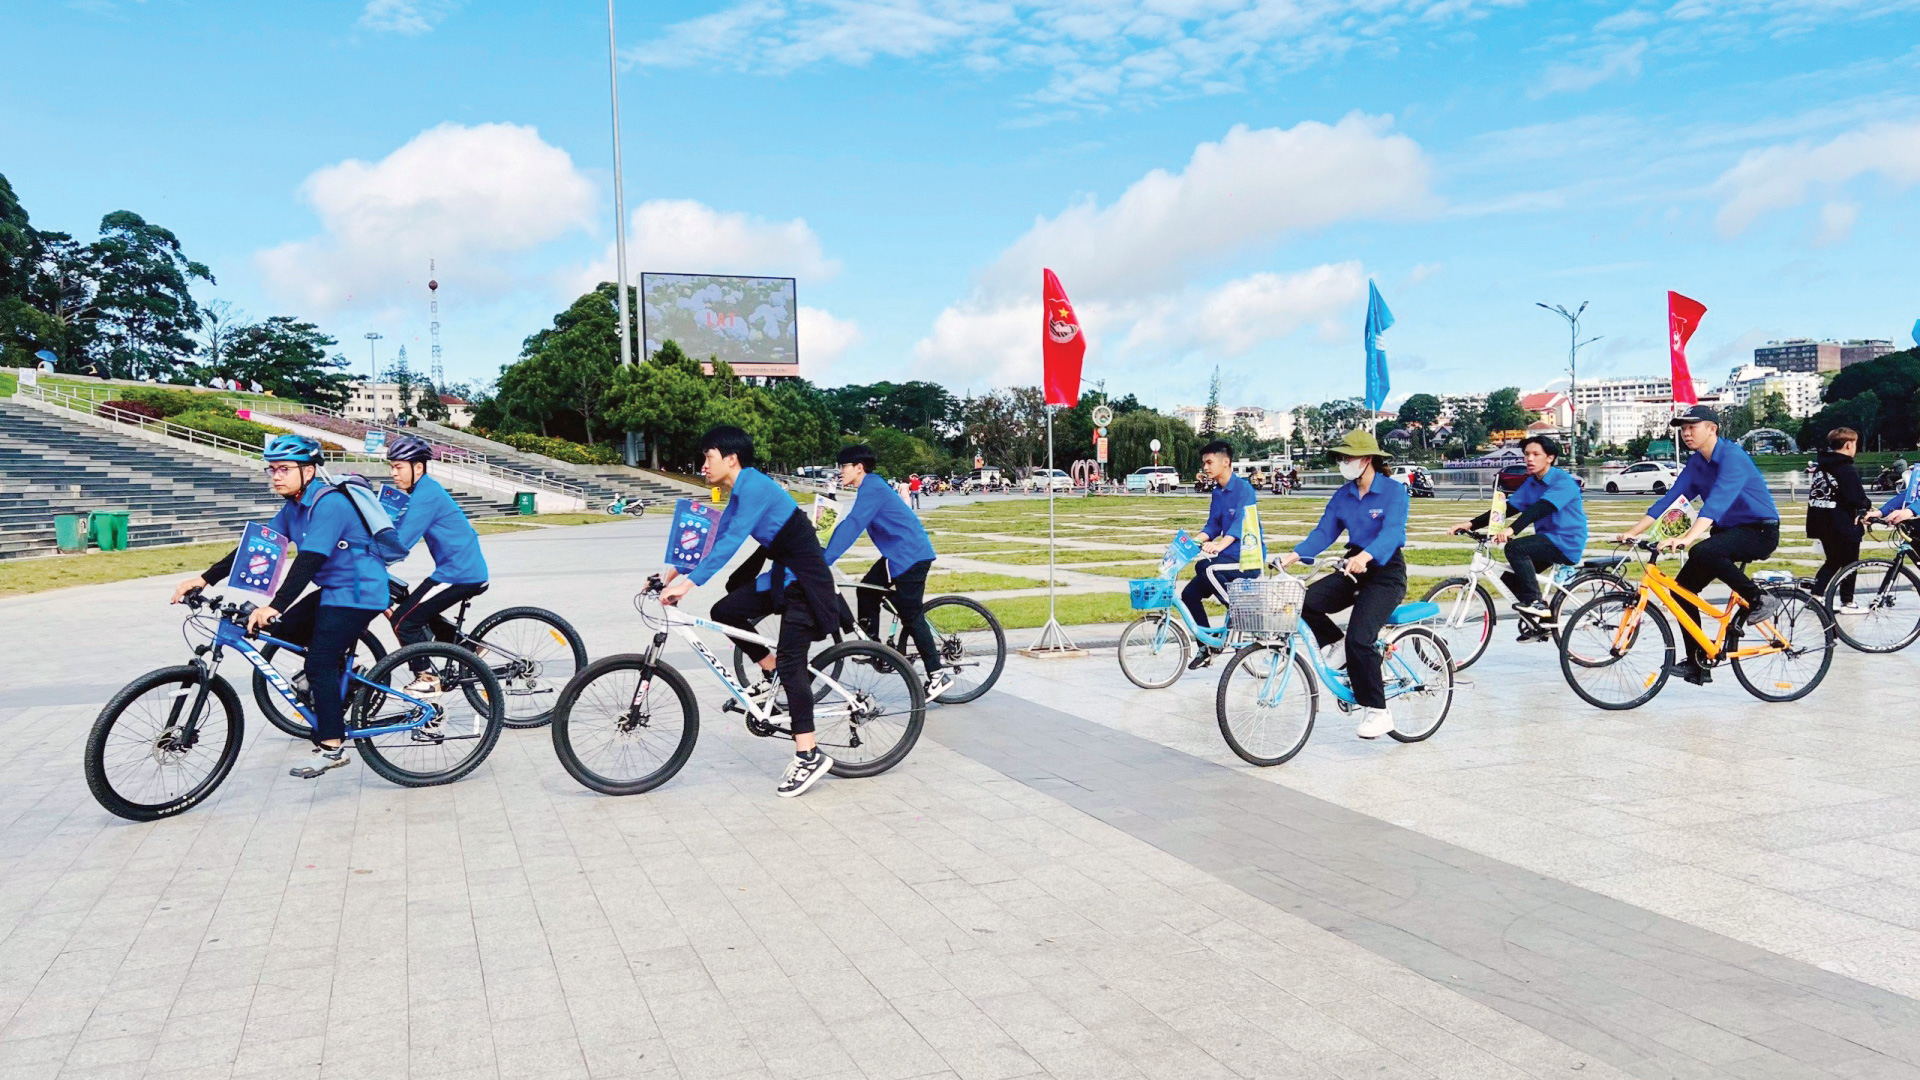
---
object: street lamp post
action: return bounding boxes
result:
[607,0,632,367]
[1535,302,1601,467]
[363,332,383,380]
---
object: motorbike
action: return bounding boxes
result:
[604,495,647,516]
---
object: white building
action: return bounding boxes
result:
[1719,364,1824,418]
[1172,404,1294,442]
[344,381,408,421]
[1568,375,1712,408]
[1585,401,1672,447]
[1437,393,1487,424]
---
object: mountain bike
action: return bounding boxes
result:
[253,577,587,733]
[1419,529,1631,670]
[1215,561,1455,767]
[1557,540,1834,710]
[549,575,927,796]
[1823,520,1920,653]
[85,590,505,821]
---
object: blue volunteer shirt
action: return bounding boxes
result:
[1202,475,1260,565]
[1649,438,1779,526]
[268,481,390,610]
[1510,467,1589,564]
[823,474,937,575]
[1881,468,1920,517]
[1295,475,1410,565]
[392,476,488,585]
[689,468,801,586]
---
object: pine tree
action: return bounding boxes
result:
[1201,366,1221,437]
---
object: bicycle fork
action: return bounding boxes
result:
[624,633,669,728]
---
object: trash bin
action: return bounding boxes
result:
[55,514,89,553]
[93,511,130,551]
[515,492,537,516]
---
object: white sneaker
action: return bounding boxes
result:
[745,676,780,712]
[1356,708,1394,740]
[1320,642,1347,671]
[404,673,442,696]
[924,670,956,701]
[1836,603,1868,616]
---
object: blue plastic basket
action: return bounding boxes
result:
[1129,578,1175,610]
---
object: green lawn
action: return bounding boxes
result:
[0,541,233,598]
[975,546,1156,565]
[924,569,1048,593]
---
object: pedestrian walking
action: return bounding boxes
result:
[1807,427,1871,611]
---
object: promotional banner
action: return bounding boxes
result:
[378,484,410,520]
[1364,280,1394,414]
[1667,291,1708,405]
[1042,268,1086,407]
[226,522,292,600]
[664,498,724,573]
[1157,531,1202,580]
[809,491,840,537]
[363,430,387,455]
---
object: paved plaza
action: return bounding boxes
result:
[5,515,1920,1079]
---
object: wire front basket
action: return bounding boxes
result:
[1227,576,1306,638]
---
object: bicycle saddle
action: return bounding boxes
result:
[1579,555,1627,569]
[1388,601,1441,625]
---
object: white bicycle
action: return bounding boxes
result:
[549,574,927,795]
[1420,528,1632,670]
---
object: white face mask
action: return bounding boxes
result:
[1338,458,1366,481]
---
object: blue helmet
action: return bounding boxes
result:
[263,434,323,464]
[385,434,435,463]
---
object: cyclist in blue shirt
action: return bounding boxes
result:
[1450,434,1588,628]
[821,444,953,700]
[171,434,388,778]
[660,426,843,797]
[1865,458,1920,526]
[1617,404,1781,685]
[1276,430,1408,740]
[1183,440,1266,669]
[381,435,490,694]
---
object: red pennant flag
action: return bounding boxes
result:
[1668,291,1707,406]
[1042,269,1085,407]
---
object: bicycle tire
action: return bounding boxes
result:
[1419,578,1493,671]
[86,666,244,822]
[1559,593,1673,710]
[468,606,590,729]
[350,643,505,787]
[905,596,1005,703]
[1554,571,1636,666]
[1825,559,1920,654]
[1117,613,1193,689]
[1383,626,1454,742]
[1731,588,1835,703]
[1215,644,1316,766]
[810,640,925,779]
[254,632,386,738]
[551,655,700,795]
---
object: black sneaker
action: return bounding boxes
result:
[290,745,352,779]
[1664,658,1712,686]
[776,751,833,797]
[1187,647,1220,671]
[1747,592,1782,626]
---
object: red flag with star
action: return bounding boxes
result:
[1668,291,1707,405]
[1042,268,1086,407]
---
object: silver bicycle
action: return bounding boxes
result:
[1420,528,1631,670]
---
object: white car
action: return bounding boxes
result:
[1024,468,1074,493]
[1603,460,1681,494]
[1128,466,1180,493]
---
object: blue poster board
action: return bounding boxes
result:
[665,498,724,573]
[378,484,410,520]
[227,522,291,600]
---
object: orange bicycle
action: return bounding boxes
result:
[1557,539,1834,709]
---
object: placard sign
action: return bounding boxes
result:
[227,522,292,601]
[665,499,724,573]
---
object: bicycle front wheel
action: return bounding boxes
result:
[468,606,590,728]
[1559,593,1673,710]
[1732,588,1835,702]
[1382,626,1454,742]
[1419,578,1493,670]
[350,643,505,787]
[1825,560,1920,653]
[551,656,699,795]
[909,596,1006,703]
[1117,613,1193,689]
[810,641,925,778]
[254,632,385,738]
[1215,644,1316,766]
[86,666,244,821]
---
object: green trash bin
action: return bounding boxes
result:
[93,511,130,551]
[55,514,89,553]
[515,492,537,516]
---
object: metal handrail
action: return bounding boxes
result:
[280,410,591,498]
[23,384,384,465]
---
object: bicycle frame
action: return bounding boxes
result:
[638,596,875,731]
[1246,627,1433,710]
[215,619,438,739]
[1610,559,1781,661]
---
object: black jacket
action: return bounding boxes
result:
[1806,450,1870,540]
[722,509,842,639]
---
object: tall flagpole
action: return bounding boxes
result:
[1024,403,1083,656]
[607,0,633,367]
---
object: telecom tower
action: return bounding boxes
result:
[428,260,444,389]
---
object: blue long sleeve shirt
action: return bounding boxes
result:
[823,474,937,575]
[1882,468,1920,516]
[1295,475,1409,566]
[1509,467,1589,564]
[1201,475,1261,567]
[390,476,488,584]
[267,482,390,610]
[689,468,801,586]
[1649,439,1778,526]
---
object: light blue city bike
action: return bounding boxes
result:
[1213,561,1456,767]
[83,589,506,821]
[1115,538,1260,688]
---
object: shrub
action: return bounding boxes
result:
[112,387,203,417]
[172,408,279,446]
[102,400,164,422]
[493,431,622,466]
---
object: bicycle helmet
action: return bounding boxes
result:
[262,434,323,464]
[385,434,435,463]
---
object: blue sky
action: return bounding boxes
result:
[6,0,1918,414]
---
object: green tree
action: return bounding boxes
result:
[497,283,625,443]
[1820,349,1920,449]
[222,317,353,406]
[1397,392,1442,429]
[0,174,48,368]
[1200,366,1221,437]
[1752,389,1795,434]
[603,339,711,468]
[1480,387,1533,433]
[1107,410,1198,477]
[88,211,213,380]
[1718,402,1755,442]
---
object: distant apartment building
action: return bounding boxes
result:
[344,381,407,421]
[1437,393,1487,424]
[1755,339,1843,374]
[1587,401,1676,447]
[1171,404,1293,441]
[1568,375,1710,407]
[1720,364,1824,418]
[1841,339,1897,367]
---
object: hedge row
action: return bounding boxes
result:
[483,430,623,466]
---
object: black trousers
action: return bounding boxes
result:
[271,593,381,744]
[711,580,820,735]
[1181,556,1257,630]
[391,579,490,671]
[1504,534,1572,606]
[1300,552,1408,710]
[1675,522,1779,661]
[857,559,942,673]
[1811,532,1862,603]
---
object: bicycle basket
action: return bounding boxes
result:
[1226,576,1306,637]
[1129,578,1175,610]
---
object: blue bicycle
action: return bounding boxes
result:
[84,589,506,821]
[1213,560,1455,766]
[1116,537,1248,688]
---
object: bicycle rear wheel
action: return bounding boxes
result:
[1383,626,1454,742]
[810,641,924,778]
[1732,588,1834,702]
[1215,644,1316,766]
[350,643,505,787]
[1553,571,1634,666]
[254,632,385,738]
[551,656,699,795]
[906,596,1006,703]
[1117,612,1192,689]
[1559,593,1673,710]
[468,606,589,728]
[1825,560,1920,653]
[1419,578,1492,670]
[85,666,244,822]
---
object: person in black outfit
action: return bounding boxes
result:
[1807,426,1871,609]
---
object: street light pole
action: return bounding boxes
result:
[363,332,383,380]
[1535,302,1600,467]
[607,0,633,366]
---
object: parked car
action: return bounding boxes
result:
[1602,460,1679,494]
[1498,463,1589,494]
[1024,468,1074,493]
[961,467,1006,494]
[1127,465,1180,493]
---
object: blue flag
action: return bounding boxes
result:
[1911,318,1918,348]
[1364,280,1394,413]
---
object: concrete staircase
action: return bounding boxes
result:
[417,423,698,507]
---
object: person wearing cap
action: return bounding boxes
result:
[1616,404,1781,685]
[382,434,490,694]
[1275,429,1409,740]
[1449,433,1588,629]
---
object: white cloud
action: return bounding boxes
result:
[1713,119,1920,235]
[1124,263,1366,356]
[796,306,864,381]
[1533,40,1645,97]
[628,200,838,280]
[258,122,595,314]
[1811,200,1858,246]
[359,0,459,34]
